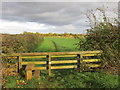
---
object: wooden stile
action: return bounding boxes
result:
[26,70,32,80]
[25,64,34,80]
[34,70,40,78]
[33,67,46,70]
[25,64,34,70]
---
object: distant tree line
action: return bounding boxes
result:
[23,31,85,37]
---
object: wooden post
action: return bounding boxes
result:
[77,54,80,69]
[47,54,51,75]
[17,56,22,73]
[26,70,32,80]
[25,64,34,80]
[34,70,40,78]
[77,54,83,71]
[80,54,83,64]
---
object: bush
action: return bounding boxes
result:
[21,33,44,52]
[2,33,44,54]
[77,8,119,74]
[2,34,25,54]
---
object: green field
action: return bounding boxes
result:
[2,36,119,88]
[35,37,80,52]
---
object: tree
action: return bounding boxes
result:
[77,7,119,74]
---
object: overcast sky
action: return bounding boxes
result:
[0,1,118,34]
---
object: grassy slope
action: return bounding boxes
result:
[35,37,80,52]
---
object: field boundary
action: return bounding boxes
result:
[3,50,103,80]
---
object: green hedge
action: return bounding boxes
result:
[2,33,44,54]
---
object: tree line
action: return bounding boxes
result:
[23,32,85,37]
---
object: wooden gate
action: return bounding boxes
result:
[4,50,103,80]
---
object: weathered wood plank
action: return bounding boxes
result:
[18,56,22,71]
[51,60,77,64]
[2,56,17,58]
[51,55,77,57]
[33,67,46,70]
[12,50,102,56]
[33,70,40,78]
[21,61,46,65]
[82,53,101,56]
[25,64,34,71]
[85,64,100,67]
[26,70,32,80]
[82,59,101,62]
[51,65,77,69]
[22,56,46,59]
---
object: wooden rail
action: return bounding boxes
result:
[11,50,102,56]
[3,50,103,80]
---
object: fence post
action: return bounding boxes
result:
[80,54,83,64]
[17,56,22,73]
[47,54,51,75]
[77,54,80,69]
[77,54,83,72]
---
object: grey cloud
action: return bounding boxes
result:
[2,2,105,25]
[2,2,118,33]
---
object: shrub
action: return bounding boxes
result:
[77,8,119,74]
[2,33,44,54]
[2,34,25,54]
[21,33,44,52]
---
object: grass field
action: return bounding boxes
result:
[35,37,80,52]
[2,36,119,88]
